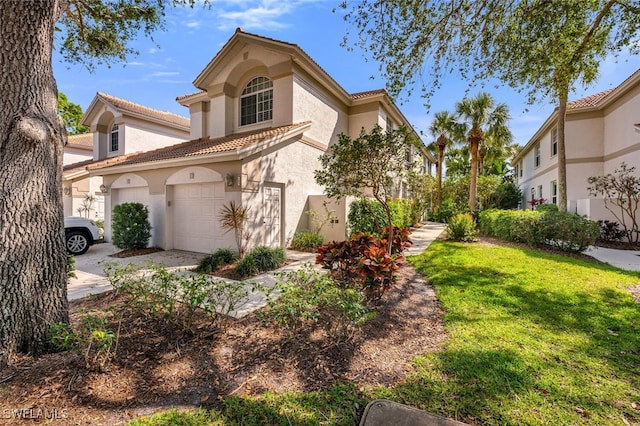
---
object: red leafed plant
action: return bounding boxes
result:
[316,228,411,301]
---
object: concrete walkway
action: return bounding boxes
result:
[586,245,640,271]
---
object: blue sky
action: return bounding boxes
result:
[53,0,639,147]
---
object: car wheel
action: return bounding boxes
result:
[66,231,89,255]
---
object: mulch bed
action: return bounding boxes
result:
[0,259,447,425]
[109,247,164,258]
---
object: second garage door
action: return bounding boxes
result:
[173,182,225,253]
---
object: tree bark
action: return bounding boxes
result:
[435,137,446,214]
[469,137,480,211]
[557,89,568,212]
[0,1,69,366]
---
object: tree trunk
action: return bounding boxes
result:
[436,143,445,213]
[557,89,569,212]
[469,138,480,211]
[0,1,69,366]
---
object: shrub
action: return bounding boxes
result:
[264,265,374,340]
[235,246,286,278]
[348,199,387,236]
[111,202,152,250]
[597,220,626,242]
[428,198,461,223]
[479,209,599,253]
[446,213,478,242]
[315,228,410,300]
[196,248,238,274]
[103,262,256,331]
[536,203,559,212]
[218,201,251,258]
[290,230,324,252]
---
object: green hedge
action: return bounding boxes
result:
[112,202,152,250]
[478,209,599,253]
[349,198,423,236]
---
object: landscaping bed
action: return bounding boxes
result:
[0,261,446,425]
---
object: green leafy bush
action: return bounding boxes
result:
[348,199,387,236]
[290,230,324,252]
[428,198,462,223]
[536,203,559,212]
[196,248,238,274]
[479,209,599,252]
[234,246,286,278]
[446,213,478,242]
[111,202,152,250]
[264,265,374,340]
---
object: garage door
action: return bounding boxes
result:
[173,182,225,253]
[116,187,149,206]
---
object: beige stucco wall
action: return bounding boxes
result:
[241,136,326,247]
[602,87,640,172]
[63,148,92,166]
[291,75,348,147]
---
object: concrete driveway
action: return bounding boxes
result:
[68,242,204,300]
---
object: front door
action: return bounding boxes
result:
[264,186,281,247]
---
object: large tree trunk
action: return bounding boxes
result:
[557,89,568,212]
[0,1,69,366]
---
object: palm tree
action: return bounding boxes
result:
[455,93,511,211]
[428,111,459,214]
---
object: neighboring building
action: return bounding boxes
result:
[62,92,191,219]
[86,29,434,254]
[512,69,640,220]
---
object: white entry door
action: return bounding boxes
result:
[264,186,281,247]
[173,182,224,253]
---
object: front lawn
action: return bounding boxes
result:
[396,240,640,425]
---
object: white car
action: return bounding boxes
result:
[64,217,101,255]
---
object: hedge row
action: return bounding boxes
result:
[478,209,599,253]
[348,198,424,236]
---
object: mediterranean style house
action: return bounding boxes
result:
[62,92,191,219]
[83,29,434,253]
[512,68,640,220]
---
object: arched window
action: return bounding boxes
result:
[240,77,273,126]
[110,124,119,152]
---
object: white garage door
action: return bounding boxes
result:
[173,182,225,253]
[116,187,149,206]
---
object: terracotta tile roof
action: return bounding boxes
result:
[97,92,190,128]
[567,89,613,109]
[66,133,93,150]
[88,122,310,171]
[176,90,206,102]
[63,158,99,176]
[351,89,387,100]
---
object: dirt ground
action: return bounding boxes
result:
[0,259,447,425]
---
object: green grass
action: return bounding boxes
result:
[129,241,640,425]
[398,241,640,425]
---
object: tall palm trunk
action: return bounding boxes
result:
[0,1,69,366]
[468,133,482,211]
[435,135,446,213]
[557,89,568,212]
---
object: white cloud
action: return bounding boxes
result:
[193,0,329,32]
[185,20,201,29]
[148,47,159,54]
[150,71,180,77]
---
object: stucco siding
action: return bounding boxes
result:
[292,75,347,146]
[243,137,325,247]
[123,121,189,155]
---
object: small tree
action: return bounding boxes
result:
[219,201,251,258]
[315,125,411,252]
[112,202,152,250]
[588,162,640,244]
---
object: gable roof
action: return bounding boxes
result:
[87,122,311,174]
[81,92,190,130]
[513,68,640,162]
[65,133,93,150]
